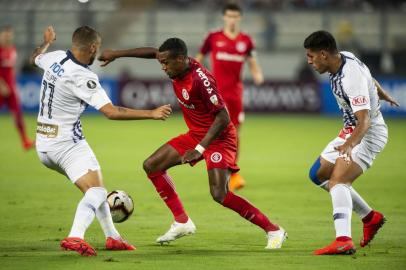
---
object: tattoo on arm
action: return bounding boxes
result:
[30,42,51,64]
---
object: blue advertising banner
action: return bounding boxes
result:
[3,76,118,113]
[321,79,406,117]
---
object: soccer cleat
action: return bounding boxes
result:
[23,139,35,151]
[228,172,246,191]
[156,218,196,244]
[60,237,96,256]
[265,227,287,249]
[314,239,356,255]
[106,237,136,250]
[360,211,386,247]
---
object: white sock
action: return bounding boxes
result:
[330,184,352,239]
[320,180,372,219]
[96,201,121,239]
[68,187,107,239]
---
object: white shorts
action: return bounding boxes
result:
[321,123,388,172]
[37,140,101,183]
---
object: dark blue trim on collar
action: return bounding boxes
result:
[335,53,347,75]
[66,50,89,69]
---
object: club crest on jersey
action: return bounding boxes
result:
[210,152,222,163]
[182,88,190,100]
[351,95,368,106]
[236,41,247,52]
[210,95,219,105]
[87,80,97,89]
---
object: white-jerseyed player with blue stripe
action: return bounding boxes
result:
[30,25,172,256]
[303,30,399,255]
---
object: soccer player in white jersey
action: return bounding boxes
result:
[303,30,399,255]
[29,26,172,256]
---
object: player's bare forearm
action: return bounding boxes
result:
[346,110,371,147]
[98,47,158,66]
[30,26,56,65]
[248,56,264,85]
[100,103,171,120]
[199,108,230,148]
[374,78,400,107]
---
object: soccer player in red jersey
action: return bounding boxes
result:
[99,38,286,249]
[0,26,34,150]
[196,3,264,191]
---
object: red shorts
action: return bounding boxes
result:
[223,96,244,128]
[167,132,240,173]
[0,88,20,112]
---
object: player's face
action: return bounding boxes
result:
[0,29,14,45]
[306,49,328,74]
[89,37,101,65]
[223,10,241,31]
[157,51,186,79]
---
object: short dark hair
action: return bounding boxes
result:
[159,38,188,58]
[72,26,100,47]
[303,30,338,53]
[222,2,242,15]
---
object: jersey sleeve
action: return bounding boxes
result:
[199,32,213,55]
[246,35,256,57]
[194,72,225,115]
[34,51,61,70]
[342,67,371,113]
[73,72,112,110]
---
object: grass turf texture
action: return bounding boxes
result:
[0,114,405,270]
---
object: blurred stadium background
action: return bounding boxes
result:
[0,0,405,116]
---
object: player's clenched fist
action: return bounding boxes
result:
[98,49,116,66]
[152,104,172,120]
[181,149,202,164]
[44,26,56,44]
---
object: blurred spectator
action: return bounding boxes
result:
[336,20,362,56]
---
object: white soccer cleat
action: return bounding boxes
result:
[156,218,196,244]
[265,227,287,249]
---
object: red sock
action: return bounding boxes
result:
[147,171,188,223]
[11,106,29,143]
[221,192,279,232]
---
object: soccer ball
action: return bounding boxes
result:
[107,190,134,223]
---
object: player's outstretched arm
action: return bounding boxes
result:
[30,26,56,65]
[99,103,171,121]
[98,47,158,67]
[181,108,230,164]
[374,78,400,107]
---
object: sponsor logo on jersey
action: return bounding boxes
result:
[236,41,247,53]
[177,98,195,109]
[210,95,219,105]
[351,95,368,106]
[182,88,190,100]
[36,122,58,138]
[210,152,222,163]
[87,80,97,89]
[216,41,226,47]
[196,67,214,95]
[215,52,245,62]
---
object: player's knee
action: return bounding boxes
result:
[143,157,157,174]
[309,157,322,186]
[210,187,227,204]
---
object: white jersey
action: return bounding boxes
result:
[329,51,384,128]
[34,50,111,151]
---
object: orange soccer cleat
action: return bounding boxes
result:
[360,211,386,247]
[23,139,35,151]
[228,172,246,191]
[60,237,97,256]
[106,237,136,251]
[314,239,356,255]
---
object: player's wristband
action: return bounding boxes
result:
[195,144,205,154]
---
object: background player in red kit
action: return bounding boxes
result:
[0,26,34,150]
[196,3,264,191]
[99,38,286,249]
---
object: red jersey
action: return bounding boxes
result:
[172,58,236,140]
[199,30,255,100]
[0,45,17,88]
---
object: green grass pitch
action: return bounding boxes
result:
[0,113,405,270]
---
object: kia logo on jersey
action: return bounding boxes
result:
[236,41,246,53]
[182,88,189,100]
[351,95,368,106]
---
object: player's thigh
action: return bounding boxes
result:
[208,168,231,202]
[317,157,335,181]
[329,157,363,188]
[143,143,182,173]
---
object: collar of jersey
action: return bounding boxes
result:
[66,50,89,69]
[334,53,347,75]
